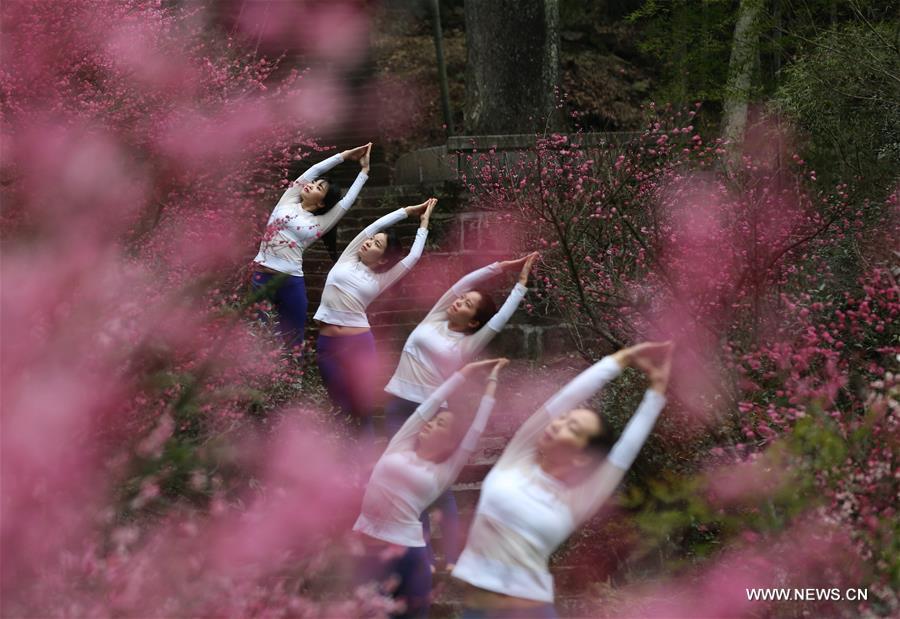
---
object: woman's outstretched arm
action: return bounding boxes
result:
[335,206,410,266]
[312,144,371,237]
[570,342,673,524]
[386,369,467,454]
[495,353,623,470]
[276,143,370,207]
[441,359,509,477]
[458,253,537,360]
[432,358,508,568]
[426,262,502,319]
[374,198,436,288]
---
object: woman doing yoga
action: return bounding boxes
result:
[451,341,674,619]
[381,252,538,568]
[252,143,371,348]
[314,198,437,435]
[354,358,509,618]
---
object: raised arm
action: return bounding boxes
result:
[456,359,507,453]
[276,153,343,207]
[427,262,503,318]
[312,145,371,236]
[458,252,537,359]
[570,389,667,524]
[276,143,371,207]
[385,371,466,453]
[336,207,409,265]
[496,354,623,469]
[438,360,509,482]
[570,342,673,524]
[297,154,341,184]
[374,198,436,287]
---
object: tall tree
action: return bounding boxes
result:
[722,0,764,157]
[464,0,562,134]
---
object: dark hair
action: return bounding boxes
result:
[466,288,498,333]
[416,407,464,463]
[320,178,342,212]
[317,177,342,262]
[584,409,617,459]
[370,228,405,273]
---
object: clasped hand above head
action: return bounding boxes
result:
[461,357,510,379]
[405,197,438,228]
[498,251,540,286]
[612,341,674,394]
[341,143,373,173]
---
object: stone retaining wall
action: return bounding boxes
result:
[394,131,641,186]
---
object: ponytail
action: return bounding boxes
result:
[317,177,342,262]
[323,226,339,262]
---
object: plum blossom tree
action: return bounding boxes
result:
[466,107,899,615]
[1,0,394,616]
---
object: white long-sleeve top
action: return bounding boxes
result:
[384,262,527,404]
[452,356,667,602]
[353,372,496,547]
[313,208,427,328]
[254,153,368,277]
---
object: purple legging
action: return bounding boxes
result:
[316,331,378,438]
[461,604,558,619]
[384,395,461,565]
[355,544,432,619]
[251,271,307,349]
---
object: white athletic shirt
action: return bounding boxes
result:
[313,208,428,328]
[452,356,667,602]
[254,153,368,277]
[353,372,496,547]
[384,262,527,403]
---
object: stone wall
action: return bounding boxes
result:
[393,131,641,186]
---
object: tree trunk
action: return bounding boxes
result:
[722,0,764,159]
[464,0,562,134]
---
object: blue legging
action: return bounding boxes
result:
[250,271,307,349]
[355,544,432,619]
[384,395,461,565]
[316,331,377,438]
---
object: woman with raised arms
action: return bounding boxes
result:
[451,341,674,619]
[251,143,372,348]
[314,198,438,436]
[382,252,538,569]
[354,358,510,618]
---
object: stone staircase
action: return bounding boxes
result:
[300,177,569,354]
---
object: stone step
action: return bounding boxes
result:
[336,209,429,225]
[260,174,574,353]
[357,184,449,200]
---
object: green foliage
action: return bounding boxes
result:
[628,0,737,110]
[561,0,644,25]
[614,396,898,609]
[628,0,899,148]
[773,22,900,189]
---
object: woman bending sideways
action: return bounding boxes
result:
[452,341,674,619]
